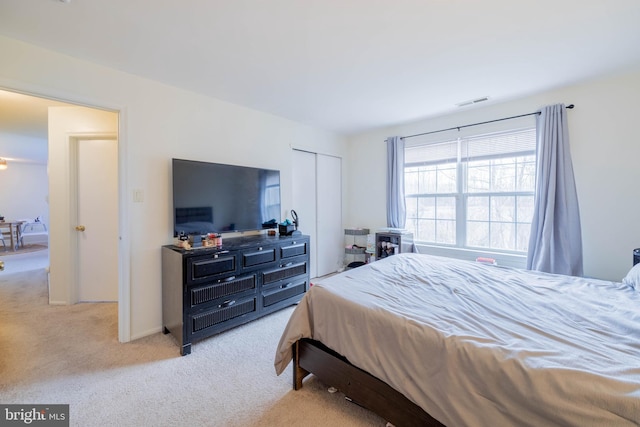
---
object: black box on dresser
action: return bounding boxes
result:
[162,234,310,355]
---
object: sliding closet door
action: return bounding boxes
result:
[316,154,342,276]
[292,149,342,278]
[292,150,318,278]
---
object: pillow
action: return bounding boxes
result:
[622,263,640,290]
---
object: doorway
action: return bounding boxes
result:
[48,106,119,305]
[0,88,126,341]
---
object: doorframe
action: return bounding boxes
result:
[0,81,130,343]
[68,133,118,304]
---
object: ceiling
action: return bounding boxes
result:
[1,0,640,141]
[0,90,72,164]
[0,90,70,140]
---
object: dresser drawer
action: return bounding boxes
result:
[190,296,256,334]
[190,274,256,307]
[262,261,307,285]
[243,247,276,268]
[280,240,308,259]
[187,253,236,284]
[262,278,307,307]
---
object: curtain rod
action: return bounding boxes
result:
[400,104,574,140]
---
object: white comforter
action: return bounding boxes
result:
[274,253,640,427]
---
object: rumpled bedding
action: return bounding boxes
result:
[274,253,640,427]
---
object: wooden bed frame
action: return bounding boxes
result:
[293,338,445,427]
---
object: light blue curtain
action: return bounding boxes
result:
[386,136,406,228]
[527,104,583,276]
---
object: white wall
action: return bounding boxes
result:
[0,132,47,166]
[0,35,347,340]
[0,159,49,225]
[347,67,640,282]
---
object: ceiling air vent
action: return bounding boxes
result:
[456,97,489,108]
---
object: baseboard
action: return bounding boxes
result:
[130,326,163,341]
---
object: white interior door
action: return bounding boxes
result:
[292,150,318,279]
[76,138,119,302]
[292,149,342,278]
[316,154,342,276]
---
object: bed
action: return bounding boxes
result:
[274,253,640,427]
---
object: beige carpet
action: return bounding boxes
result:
[0,267,386,427]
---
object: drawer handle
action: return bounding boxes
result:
[223,276,236,282]
[219,300,236,308]
[281,283,292,289]
[281,262,293,268]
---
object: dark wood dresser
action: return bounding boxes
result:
[162,234,310,355]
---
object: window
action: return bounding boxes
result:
[405,128,536,253]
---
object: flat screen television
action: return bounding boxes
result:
[172,158,281,236]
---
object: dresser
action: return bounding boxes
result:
[162,234,310,355]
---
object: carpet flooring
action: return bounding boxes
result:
[0,263,386,426]
[0,243,48,256]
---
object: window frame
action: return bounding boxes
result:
[404,127,537,258]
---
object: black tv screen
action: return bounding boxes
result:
[172,158,281,236]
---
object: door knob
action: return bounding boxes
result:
[75,225,86,232]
